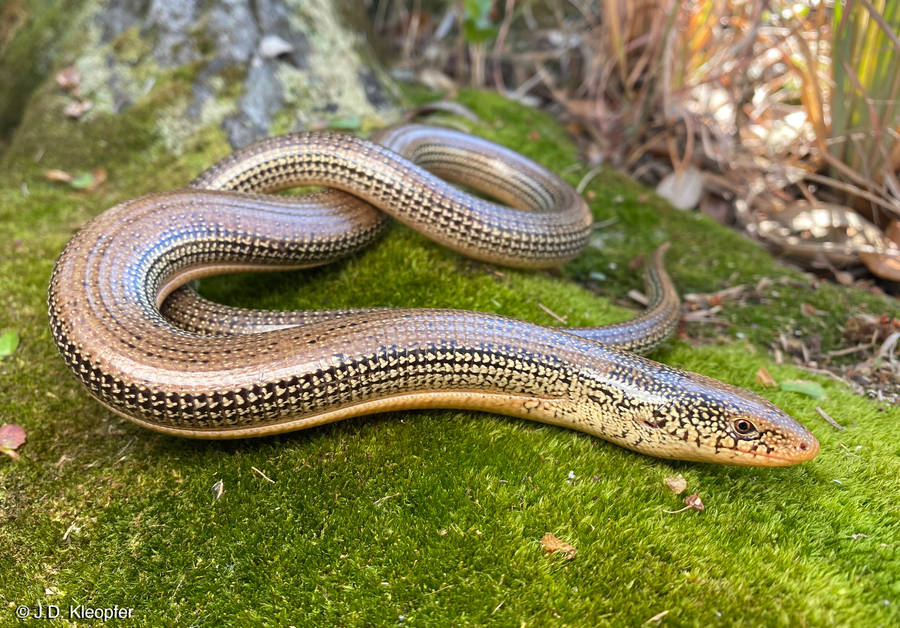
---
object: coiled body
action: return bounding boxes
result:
[48,125,818,465]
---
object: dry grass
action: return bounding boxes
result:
[374,0,900,280]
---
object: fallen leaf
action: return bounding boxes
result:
[86,168,107,191]
[781,379,826,400]
[70,172,95,189]
[45,168,106,191]
[664,474,686,494]
[55,65,82,94]
[63,99,92,119]
[755,366,776,387]
[70,168,107,191]
[628,254,644,271]
[885,219,900,246]
[663,492,705,514]
[327,114,362,131]
[831,268,855,286]
[211,479,224,500]
[0,424,27,460]
[416,67,458,92]
[684,492,705,511]
[859,249,900,282]
[759,202,887,266]
[44,169,74,183]
[561,98,601,121]
[800,303,820,317]
[0,330,19,357]
[656,165,703,210]
[541,532,577,559]
[700,194,731,223]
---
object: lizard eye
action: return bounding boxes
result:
[733,419,757,436]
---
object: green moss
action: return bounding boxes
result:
[0,0,82,140]
[109,25,153,65]
[0,81,898,627]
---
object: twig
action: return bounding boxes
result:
[507,71,544,101]
[792,363,861,392]
[627,289,648,306]
[815,406,845,430]
[577,166,605,193]
[537,302,567,323]
[592,216,618,229]
[251,466,276,483]
[374,492,400,506]
[804,166,900,216]
[491,0,517,91]
[62,521,81,541]
[827,344,872,357]
[877,331,900,363]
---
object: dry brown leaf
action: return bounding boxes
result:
[859,250,900,282]
[416,68,457,92]
[664,491,705,514]
[55,65,82,95]
[801,303,821,317]
[44,169,74,183]
[85,167,107,192]
[831,268,855,286]
[0,424,27,460]
[885,220,900,246]
[755,366,777,387]
[628,254,645,271]
[540,532,577,559]
[45,168,106,192]
[664,474,686,494]
[700,195,731,223]
[561,99,601,121]
[684,492,705,511]
[759,203,889,266]
[63,99,92,119]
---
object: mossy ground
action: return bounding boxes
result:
[1,78,899,626]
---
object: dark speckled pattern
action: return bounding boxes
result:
[47,126,818,465]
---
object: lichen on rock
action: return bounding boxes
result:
[2,0,398,165]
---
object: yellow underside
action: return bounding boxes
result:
[96,391,566,439]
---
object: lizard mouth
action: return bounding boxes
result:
[720,436,820,466]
